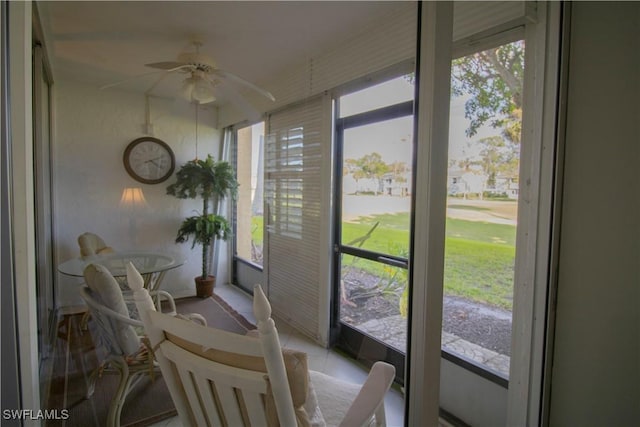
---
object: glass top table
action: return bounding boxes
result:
[58,251,183,291]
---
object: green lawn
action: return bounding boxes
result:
[445,217,516,246]
[250,208,516,310]
[340,212,515,309]
[344,212,516,247]
[444,238,514,309]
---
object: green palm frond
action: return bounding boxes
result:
[167,154,238,278]
[166,154,238,205]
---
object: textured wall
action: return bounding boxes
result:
[550,2,640,425]
[53,78,226,305]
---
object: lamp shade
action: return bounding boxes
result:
[120,187,148,208]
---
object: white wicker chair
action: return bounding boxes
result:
[77,232,115,259]
[127,261,396,427]
[80,263,204,427]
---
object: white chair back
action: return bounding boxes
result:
[127,262,297,427]
[78,232,115,259]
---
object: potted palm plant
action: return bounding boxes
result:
[167,154,238,297]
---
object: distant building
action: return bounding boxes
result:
[487,173,519,199]
[383,171,411,196]
[447,168,487,199]
[447,166,519,200]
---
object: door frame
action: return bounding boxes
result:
[407,2,562,425]
[407,3,454,425]
[331,98,414,383]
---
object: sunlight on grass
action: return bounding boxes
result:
[251,216,263,241]
[449,204,491,212]
[446,217,516,246]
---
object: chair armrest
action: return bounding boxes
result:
[151,290,177,315]
[338,361,396,427]
[82,291,144,328]
[123,289,177,315]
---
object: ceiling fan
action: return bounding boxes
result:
[102,41,275,119]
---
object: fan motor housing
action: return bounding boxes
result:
[177,52,216,72]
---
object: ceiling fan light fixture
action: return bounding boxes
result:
[181,75,216,104]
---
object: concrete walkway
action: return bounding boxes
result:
[356,314,510,377]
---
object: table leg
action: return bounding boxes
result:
[143,271,167,292]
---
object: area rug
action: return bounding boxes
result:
[45,293,255,427]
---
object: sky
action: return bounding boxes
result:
[340,75,502,165]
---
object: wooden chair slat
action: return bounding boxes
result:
[243,390,268,427]
[175,365,209,427]
[216,384,245,426]
[194,375,222,427]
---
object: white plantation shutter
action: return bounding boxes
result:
[264,96,324,341]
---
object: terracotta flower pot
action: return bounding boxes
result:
[195,275,215,298]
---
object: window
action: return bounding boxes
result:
[235,122,265,266]
[442,39,525,379]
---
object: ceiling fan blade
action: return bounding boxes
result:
[144,70,174,95]
[145,61,189,70]
[100,69,166,90]
[214,79,263,122]
[212,69,276,102]
[100,63,193,90]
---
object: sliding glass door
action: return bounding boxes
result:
[333,75,414,380]
[436,11,558,420]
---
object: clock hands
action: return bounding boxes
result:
[144,157,163,168]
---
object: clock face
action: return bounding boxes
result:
[123,137,175,184]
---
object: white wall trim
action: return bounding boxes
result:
[318,92,333,347]
[9,0,40,418]
[407,2,453,425]
[507,2,562,425]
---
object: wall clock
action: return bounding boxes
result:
[123,137,175,184]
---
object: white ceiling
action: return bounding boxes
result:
[37,1,406,103]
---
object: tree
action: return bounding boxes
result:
[475,135,520,189]
[457,155,480,172]
[345,152,389,195]
[452,40,524,143]
[478,136,507,187]
[388,161,409,183]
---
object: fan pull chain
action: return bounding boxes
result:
[194,102,199,160]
